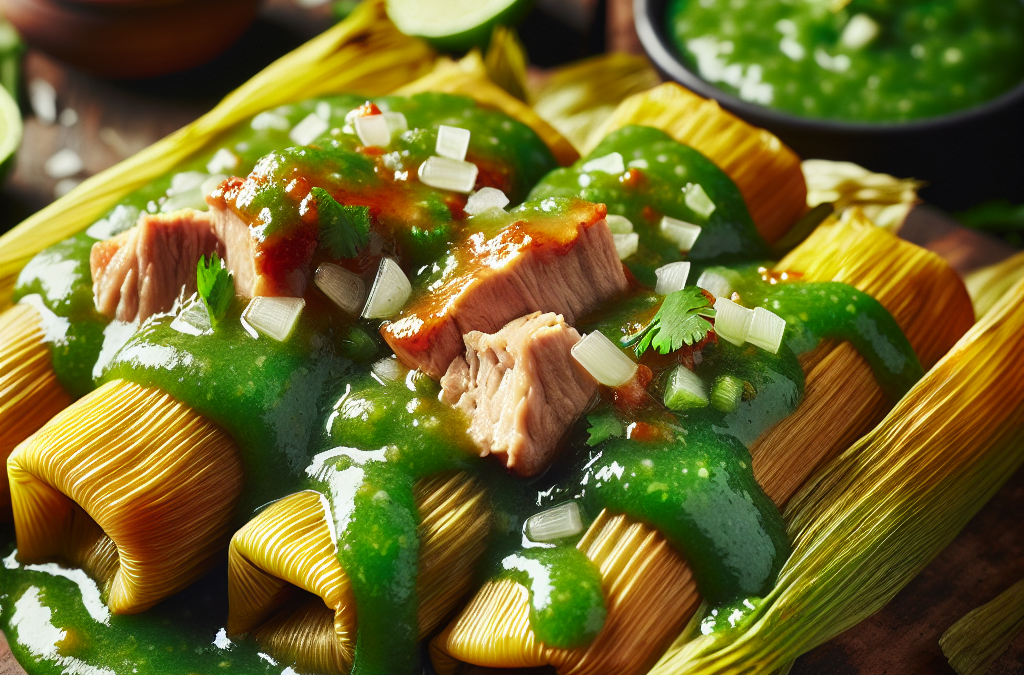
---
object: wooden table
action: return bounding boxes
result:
[0,3,1021,673]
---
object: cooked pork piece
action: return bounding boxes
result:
[91,209,223,322]
[442,312,598,476]
[384,199,628,379]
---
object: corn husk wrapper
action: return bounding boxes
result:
[802,159,922,231]
[483,25,529,103]
[586,83,807,244]
[649,275,1024,675]
[429,212,971,675]
[0,303,73,516]
[940,578,1024,675]
[8,379,244,614]
[0,0,435,309]
[529,53,661,152]
[965,250,1024,320]
[228,471,492,675]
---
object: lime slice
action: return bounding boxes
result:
[386,0,533,51]
[0,83,22,175]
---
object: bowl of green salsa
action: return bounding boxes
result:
[635,0,1024,210]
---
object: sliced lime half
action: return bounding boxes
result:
[0,83,22,174]
[386,0,533,51]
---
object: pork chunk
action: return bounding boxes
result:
[384,199,628,379]
[442,312,597,476]
[208,203,309,298]
[91,209,223,322]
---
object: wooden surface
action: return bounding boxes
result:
[0,2,1021,673]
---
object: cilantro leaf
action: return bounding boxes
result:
[631,287,716,357]
[196,252,234,326]
[586,410,625,446]
[313,187,371,259]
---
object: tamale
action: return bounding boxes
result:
[0,303,73,516]
[940,579,1024,675]
[228,472,492,675]
[585,83,806,243]
[801,159,922,231]
[7,379,243,614]
[429,212,974,675]
[964,250,1024,319]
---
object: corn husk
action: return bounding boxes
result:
[430,212,971,675]
[586,83,806,244]
[0,303,73,516]
[529,53,661,152]
[483,25,529,103]
[228,471,492,675]
[8,378,244,614]
[0,0,435,310]
[940,579,1024,675]
[649,275,1024,675]
[802,159,922,231]
[965,250,1024,320]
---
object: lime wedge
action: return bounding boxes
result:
[0,83,22,174]
[386,0,533,51]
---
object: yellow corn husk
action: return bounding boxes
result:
[585,83,806,244]
[649,276,1024,675]
[0,303,73,516]
[802,159,923,231]
[229,471,492,675]
[8,378,244,614]
[483,26,529,103]
[529,53,661,152]
[965,250,1024,320]
[430,211,973,675]
[0,0,435,310]
[940,579,1024,675]
[395,51,579,167]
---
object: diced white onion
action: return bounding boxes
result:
[713,297,754,346]
[290,113,329,146]
[371,356,408,383]
[465,187,509,215]
[162,172,213,212]
[314,263,365,315]
[315,101,332,121]
[613,233,639,260]
[206,148,239,174]
[251,111,290,132]
[696,270,733,298]
[435,125,471,162]
[383,111,408,136]
[526,502,584,542]
[44,148,83,179]
[571,331,638,387]
[417,156,478,193]
[664,365,708,410]
[200,174,227,197]
[169,171,207,194]
[654,261,691,295]
[355,114,391,148]
[242,296,305,342]
[170,300,213,336]
[660,216,702,252]
[86,204,140,240]
[683,183,716,219]
[841,13,879,50]
[605,214,634,234]
[582,152,625,175]
[747,307,787,354]
[362,258,412,319]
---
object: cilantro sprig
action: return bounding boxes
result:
[313,187,371,259]
[585,409,625,446]
[628,287,716,357]
[196,252,234,326]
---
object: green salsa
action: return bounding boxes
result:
[667,0,1024,122]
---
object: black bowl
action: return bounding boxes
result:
[634,0,1024,212]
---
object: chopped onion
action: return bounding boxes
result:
[841,13,879,50]
[605,214,634,234]
[696,270,734,298]
[371,356,408,383]
[613,233,639,260]
[206,148,239,174]
[664,365,708,410]
[200,174,227,197]
[654,261,691,295]
[169,171,207,194]
[710,374,744,413]
[525,502,584,542]
[571,331,638,387]
[435,125,471,161]
[251,111,290,132]
[683,183,716,219]
[465,187,510,215]
[383,111,408,135]
[315,101,332,121]
[355,114,391,147]
[747,307,786,354]
[660,216,702,252]
[417,156,478,193]
[582,152,625,175]
[242,296,305,342]
[289,113,329,146]
[170,299,212,336]
[314,263,365,315]
[162,172,213,212]
[362,258,412,319]
[713,297,753,346]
